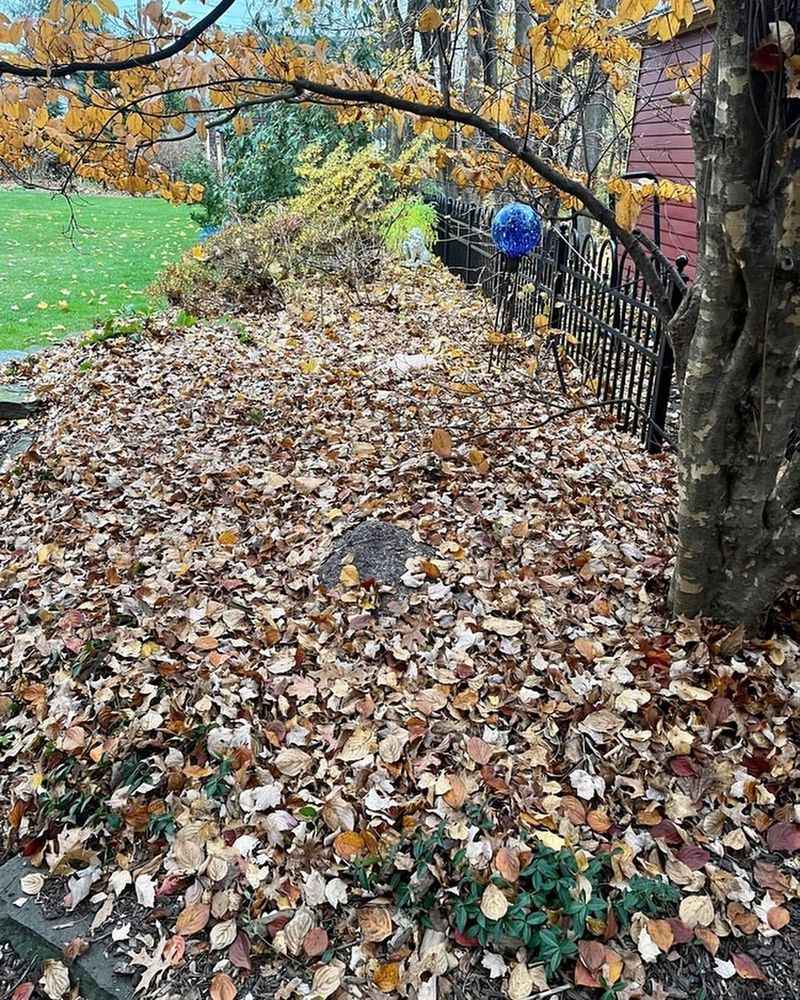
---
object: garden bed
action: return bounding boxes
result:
[1,261,799,1000]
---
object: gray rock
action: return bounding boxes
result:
[0,385,43,421]
[0,857,134,1000]
[318,519,433,589]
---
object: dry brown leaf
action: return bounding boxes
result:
[480,883,509,921]
[732,953,766,981]
[494,847,520,883]
[646,919,674,952]
[210,972,236,1000]
[431,428,453,458]
[175,902,210,936]
[466,736,494,764]
[443,774,467,808]
[695,927,719,956]
[768,905,791,930]
[482,616,523,637]
[303,927,329,958]
[358,906,393,942]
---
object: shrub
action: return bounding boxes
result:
[179,155,225,227]
[380,197,437,253]
[223,104,368,217]
[150,214,295,316]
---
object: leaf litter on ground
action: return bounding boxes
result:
[1,260,800,1000]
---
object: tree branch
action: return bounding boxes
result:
[287,76,678,319]
[0,0,237,79]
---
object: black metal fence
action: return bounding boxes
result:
[431,194,682,452]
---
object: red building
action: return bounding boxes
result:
[627,6,716,277]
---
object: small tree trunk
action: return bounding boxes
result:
[672,0,800,625]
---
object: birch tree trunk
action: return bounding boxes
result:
[672,0,800,625]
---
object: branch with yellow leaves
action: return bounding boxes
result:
[0,0,237,78]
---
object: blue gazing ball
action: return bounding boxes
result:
[491,202,542,258]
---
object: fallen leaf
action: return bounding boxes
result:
[679,895,714,929]
[494,847,520,883]
[358,906,393,942]
[210,972,236,1000]
[431,428,453,458]
[40,961,69,1000]
[482,616,523,637]
[303,927,329,957]
[766,822,800,852]
[175,902,210,936]
[732,953,766,981]
[480,883,509,921]
[373,962,401,992]
[333,831,366,859]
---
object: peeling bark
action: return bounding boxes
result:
[672,0,800,625]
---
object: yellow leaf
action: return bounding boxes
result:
[417,4,443,31]
[217,529,239,546]
[340,564,360,587]
[190,245,206,260]
[373,963,401,993]
[533,830,566,851]
[295,0,314,11]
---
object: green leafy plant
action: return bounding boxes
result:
[179,155,225,227]
[381,197,437,253]
[343,822,677,988]
[223,104,368,217]
[615,875,680,929]
[81,306,149,346]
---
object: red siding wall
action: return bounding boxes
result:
[627,27,714,277]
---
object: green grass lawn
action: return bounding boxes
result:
[0,188,199,351]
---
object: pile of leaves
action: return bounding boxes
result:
[2,259,800,1000]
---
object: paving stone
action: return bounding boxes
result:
[0,857,134,1000]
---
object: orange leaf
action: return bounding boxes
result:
[493,847,520,883]
[210,972,236,1000]
[647,919,673,952]
[694,928,719,956]
[175,902,210,936]
[373,962,401,992]
[768,906,791,930]
[333,831,366,860]
[431,428,453,458]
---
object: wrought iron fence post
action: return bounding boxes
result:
[549,227,570,331]
[646,336,674,453]
[645,255,687,453]
[464,204,479,285]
